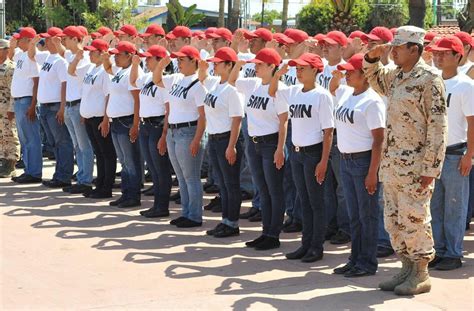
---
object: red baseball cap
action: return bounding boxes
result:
[424,31,437,43]
[167,26,192,40]
[248,48,281,66]
[13,27,37,39]
[192,30,205,39]
[390,28,398,36]
[207,47,238,62]
[204,27,218,39]
[77,26,88,36]
[285,29,308,43]
[170,45,201,59]
[244,28,273,42]
[428,36,465,56]
[40,27,64,38]
[109,41,137,54]
[314,33,326,42]
[362,27,393,43]
[138,45,167,58]
[208,28,233,42]
[62,26,84,39]
[337,53,364,71]
[97,26,112,36]
[84,39,109,52]
[91,32,103,39]
[288,53,324,72]
[321,31,348,47]
[349,30,365,39]
[114,24,138,37]
[273,33,295,45]
[454,31,474,47]
[140,24,166,37]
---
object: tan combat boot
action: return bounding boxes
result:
[379,256,413,291]
[394,259,431,295]
[0,159,15,178]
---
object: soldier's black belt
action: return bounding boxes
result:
[252,132,279,144]
[42,102,60,107]
[209,131,231,141]
[446,143,467,155]
[13,96,32,101]
[169,120,198,129]
[142,116,165,124]
[340,150,372,160]
[66,99,81,107]
[293,143,322,153]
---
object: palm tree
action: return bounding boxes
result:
[281,0,289,31]
[218,0,225,27]
[228,0,240,32]
[329,0,358,35]
[408,0,426,28]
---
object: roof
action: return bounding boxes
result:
[428,25,473,36]
[133,6,228,23]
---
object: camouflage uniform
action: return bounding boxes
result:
[0,58,20,164]
[363,58,448,262]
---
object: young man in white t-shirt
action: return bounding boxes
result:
[454,32,474,79]
[429,36,474,271]
[8,27,43,184]
[28,27,74,188]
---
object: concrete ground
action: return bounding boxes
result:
[1,160,473,310]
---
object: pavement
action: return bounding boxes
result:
[1,161,473,310]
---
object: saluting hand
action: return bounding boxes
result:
[366,43,391,60]
[132,54,141,66]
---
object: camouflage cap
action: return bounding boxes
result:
[0,39,10,49]
[391,25,426,46]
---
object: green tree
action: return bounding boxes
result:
[366,0,408,29]
[5,0,45,33]
[408,0,426,28]
[166,1,205,29]
[252,9,282,25]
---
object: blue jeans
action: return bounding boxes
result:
[39,103,74,182]
[139,119,172,210]
[14,97,42,178]
[167,125,205,222]
[208,134,243,227]
[377,184,392,250]
[291,146,325,252]
[431,154,470,258]
[467,167,474,227]
[340,154,379,274]
[111,116,142,201]
[284,123,302,223]
[241,117,260,210]
[247,139,285,238]
[324,144,350,234]
[64,104,94,185]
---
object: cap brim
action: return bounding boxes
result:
[114,31,125,36]
[84,46,98,51]
[428,46,454,52]
[390,39,408,46]
[108,48,119,55]
[288,59,310,67]
[170,51,186,58]
[138,52,152,57]
[247,59,264,64]
[12,34,21,39]
[39,33,51,38]
[139,33,152,38]
[337,63,357,71]
[320,37,338,45]
[363,34,382,42]
[244,33,258,40]
[166,33,177,40]
[207,33,220,39]
[207,56,224,63]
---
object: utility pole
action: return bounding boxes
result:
[261,0,265,27]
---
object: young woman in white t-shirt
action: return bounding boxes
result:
[330,53,385,278]
[129,45,172,219]
[229,48,289,250]
[270,53,334,262]
[152,45,207,228]
[198,47,245,237]
[68,39,116,199]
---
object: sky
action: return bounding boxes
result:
[140,0,313,18]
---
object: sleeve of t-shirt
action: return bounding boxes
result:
[461,80,474,117]
[203,76,220,90]
[162,74,178,91]
[128,67,143,91]
[35,50,50,66]
[274,83,289,115]
[56,59,68,83]
[235,78,259,97]
[275,85,293,106]
[101,70,110,96]
[227,87,245,118]
[12,48,21,62]
[335,85,353,104]
[365,99,386,130]
[27,58,40,78]
[320,92,335,130]
[135,72,150,89]
[111,65,121,75]
[191,82,207,108]
[75,63,92,80]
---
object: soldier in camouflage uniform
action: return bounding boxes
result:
[363,26,448,296]
[0,39,20,178]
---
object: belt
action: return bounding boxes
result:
[14,96,32,101]
[66,99,81,107]
[42,102,60,106]
[112,114,134,122]
[251,132,279,144]
[169,120,198,129]
[293,143,322,153]
[340,150,372,160]
[446,142,467,155]
[142,116,165,124]
[209,131,231,141]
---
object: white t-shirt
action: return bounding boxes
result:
[37,53,68,104]
[281,59,300,87]
[162,73,206,124]
[11,49,39,98]
[65,50,90,102]
[203,77,244,134]
[235,78,288,137]
[444,73,474,146]
[238,52,256,78]
[75,64,110,118]
[106,66,142,118]
[171,59,180,74]
[136,73,166,118]
[458,61,473,75]
[277,85,334,146]
[335,86,386,153]
[317,60,346,90]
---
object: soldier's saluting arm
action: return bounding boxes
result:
[362,44,399,97]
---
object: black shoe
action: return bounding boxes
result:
[245,235,265,247]
[15,174,42,184]
[211,202,222,213]
[204,184,220,194]
[325,229,337,241]
[214,225,240,238]
[203,182,213,190]
[239,207,259,219]
[117,199,141,209]
[88,190,112,199]
[377,246,395,258]
[142,208,170,218]
[344,267,374,278]
[285,246,308,260]
[109,197,126,206]
[176,218,202,228]
[62,186,73,193]
[248,210,262,222]
[333,262,354,275]
[141,186,154,196]
[428,255,443,269]
[435,258,462,271]
[15,159,25,169]
[241,190,253,201]
[175,198,181,204]
[170,191,180,201]
[255,236,280,250]
[145,172,152,182]
[172,178,178,186]
[115,171,122,177]
[204,196,221,211]
[71,172,78,181]
[301,248,323,263]
[170,216,187,226]
[11,173,25,182]
[112,183,121,189]
[206,223,227,236]
[282,218,293,229]
[282,222,302,233]
[69,184,93,194]
[43,179,71,188]
[330,230,351,245]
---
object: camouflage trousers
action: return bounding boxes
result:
[383,179,436,262]
[0,111,20,161]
